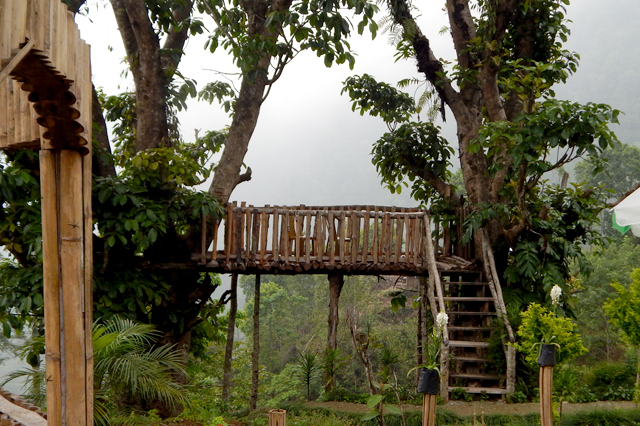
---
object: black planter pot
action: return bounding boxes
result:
[537,343,557,367]
[417,368,439,395]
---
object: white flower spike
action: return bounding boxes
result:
[550,285,562,307]
[436,312,449,332]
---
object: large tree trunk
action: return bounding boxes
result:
[326,273,345,392]
[250,275,261,411]
[222,274,238,402]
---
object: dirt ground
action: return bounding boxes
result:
[305,400,639,417]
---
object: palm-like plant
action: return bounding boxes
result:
[2,317,187,425]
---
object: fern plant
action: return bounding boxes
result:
[2,317,187,425]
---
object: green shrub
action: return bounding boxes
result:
[590,361,635,400]
[505,391,528,403]
[324,387,369,404]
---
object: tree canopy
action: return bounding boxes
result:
[342,0,621,310]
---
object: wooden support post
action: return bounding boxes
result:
[539,366,553,426]
[40,149,92,426]
[422,394,436,426]
[269,409,286,426]
[250,274,261,411]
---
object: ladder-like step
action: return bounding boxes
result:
[449,386,508,395]
[449,340,490,348]
[453,356,489,363]
[444,297,494,302]
[450,373,504,381]
[448,326,492,331]
[443,281,488,285]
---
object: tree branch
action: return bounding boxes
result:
[446,0,478,70]
[161,0,195,73]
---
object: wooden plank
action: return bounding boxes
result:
[361,209,369,263]
[58,1,69,77]
[225,203,233,264]
[39,150,62,426]
[211,219,219,261]
[59,150,88,425]
[381,212,389,264]
[415,216,423,266]
[395,214,403,264]
[372,212,379,264]
[10,0,28,51]
[312,211,320,258]
[235,211,242,265]
[259,210,268,263]
[339,211,346,264]
[272,207,279,260]
[80,41,92,145]
[294,211,300,263]
[350,211,359,263]
[317,212,325,260]
[406,216,413,262]
[0,79,7,148]
[328,211,335,266]
[42,0,53,55]
[283,210,290,264]
[242,203,250,261]
[7,80,16,146]
[0,40,34,85]
[251,211,260,258]
[13,81,22,144]
[82,116,94,426]
[0,0,11,59]
[305,211,311,264]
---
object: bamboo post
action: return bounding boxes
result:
[269,409,287,426]
[41,149,92,426]
[540,366,553,426]
[422,394,436,426]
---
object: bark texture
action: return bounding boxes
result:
[221,274,238,402]
[326,273,345,392]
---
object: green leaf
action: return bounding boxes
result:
[385,405,402,415]
[362,411,379,421]
[366,394,383,408]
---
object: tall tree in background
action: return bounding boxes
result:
[343,0,620,393]
[344,0,619,313]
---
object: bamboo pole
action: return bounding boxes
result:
[269,409,287,426]
[39,150,62,426]
[59,150,88,424]
[40,149,92,426]
[422,394,436,426]
[539,366,553,426]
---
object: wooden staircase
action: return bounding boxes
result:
[442,270,507,396]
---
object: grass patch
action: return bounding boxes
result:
[561,408,640,426]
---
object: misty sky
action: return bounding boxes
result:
[77,0,639,208]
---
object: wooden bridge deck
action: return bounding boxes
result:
[194,203,473,275]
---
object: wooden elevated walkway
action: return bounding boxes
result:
[195,203,458,275]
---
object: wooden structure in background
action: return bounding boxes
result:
[0,0,93,425]
[193,204,509,399]
[198,203,473,275]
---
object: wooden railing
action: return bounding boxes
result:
[200,203,431,274]
[434,205,474,260]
